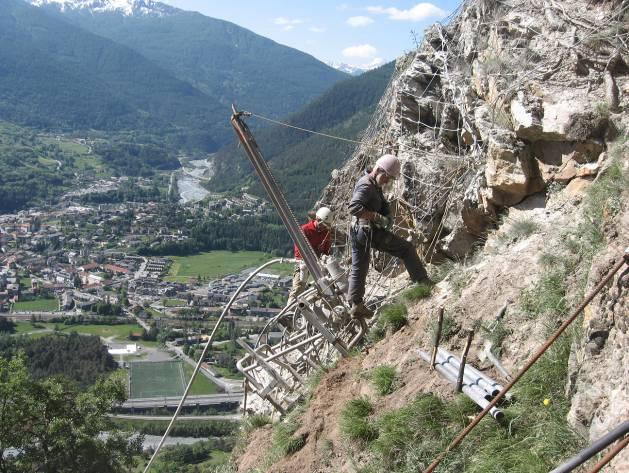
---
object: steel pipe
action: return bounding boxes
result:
[439,348,505,396]
[418,350,504,420]
[550,420,629,473]
[435,351,497,399]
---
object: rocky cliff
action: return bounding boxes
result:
[234,0,628,471]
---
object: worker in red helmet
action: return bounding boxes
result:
[348,154,429,319]
[287,207,334,306]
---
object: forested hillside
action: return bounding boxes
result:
[0,332,116,387]
[211,61,395,211]
[0,0,227,150]
[44,4,348,122]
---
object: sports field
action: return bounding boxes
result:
[129,361,186,398]
[129,361,219,398]
[12,298,58,312]
[165,250,271,282]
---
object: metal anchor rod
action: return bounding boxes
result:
[230,106,325,286]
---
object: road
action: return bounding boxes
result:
[122,393,242,409]
[5,311,78,321]
[109,413,241,421]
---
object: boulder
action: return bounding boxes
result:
[440,170,495,258]
[511,90,543,140]
[565,177,592,197]
[541,94,609,141]
[531,140,604,166]
[576,162,600,178]
[484,131,545,206]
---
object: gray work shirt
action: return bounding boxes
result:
[348,173,390,225]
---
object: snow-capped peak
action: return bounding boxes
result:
[28,0,177,17]
[327,62,368,76]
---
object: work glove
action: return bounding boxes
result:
[373,213,392,230]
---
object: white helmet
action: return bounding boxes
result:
[375,154,401,178]
[315,207,333,227]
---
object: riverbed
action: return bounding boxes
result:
[177,158,214,204]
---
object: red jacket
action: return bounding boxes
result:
[294,220,331,259]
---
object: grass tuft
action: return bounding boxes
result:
[242,414,271,434]
[497,217,539,246]
[370,365,398,396]
[272,417,306,456]
[371,394,449,469]
[379,303,408,333]
[368,303,409,344]
[402,283,432,302]
[340,398,379,442]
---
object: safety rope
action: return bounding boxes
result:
[248,112,374,146]
[423,252,629,473]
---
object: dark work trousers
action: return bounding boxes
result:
[348,225,428,304]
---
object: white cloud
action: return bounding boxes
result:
[337,3,350,11]
[309,26,326,33]
[347,16,374,27]
[274,17,304,31]
[367,3,447,21]
[342,44,377,58]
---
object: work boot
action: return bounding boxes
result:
[350,302,374,320]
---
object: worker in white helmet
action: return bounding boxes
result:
[347,154,428,319]
[287,206,334,306]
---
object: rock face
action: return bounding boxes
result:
[316,1,628,469]
[321,0,627,261]
[566,204,629,471]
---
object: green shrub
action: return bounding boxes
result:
[366,325,386,344]
[370,365,397,396]
[340,398,378,442]
[402,283,432,302]
[520,270,567,319]
[379,303,408,333]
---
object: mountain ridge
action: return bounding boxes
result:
[27,0,349,127]
[27,0,175,16]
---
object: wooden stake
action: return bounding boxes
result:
[456,330,474,393]
[430,307,444,371]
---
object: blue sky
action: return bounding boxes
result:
[161,1,462,68]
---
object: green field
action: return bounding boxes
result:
[182,363,220,395]
[14,322,49,334]
[129,361,219,398]
[56,323,144,339]
[12,298,58,312]
[163,298,187,307]
[129,361,186,398]
[165,250,275,282]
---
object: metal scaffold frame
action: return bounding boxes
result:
[230,107,368,415]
